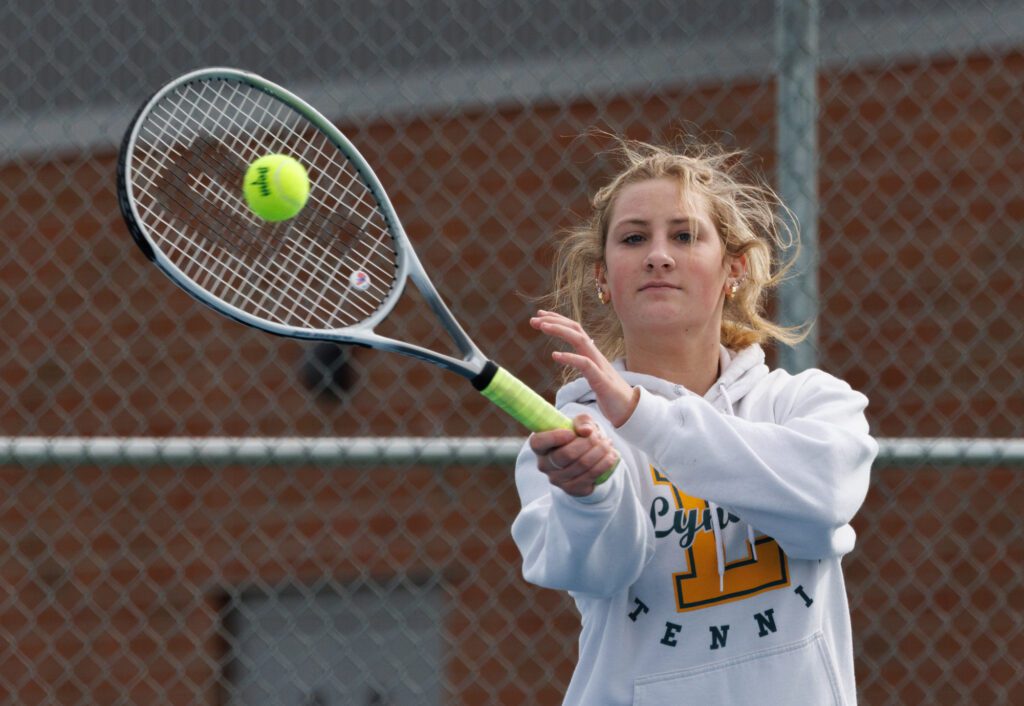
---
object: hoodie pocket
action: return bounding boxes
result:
[633,632,845,706]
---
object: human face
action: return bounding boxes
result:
[599,178,732,341]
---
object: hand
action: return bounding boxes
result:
[529,414,619,497]
[530,310,639,427]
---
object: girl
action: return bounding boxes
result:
[512,138,877,705]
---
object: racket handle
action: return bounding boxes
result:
[473,363,615,484]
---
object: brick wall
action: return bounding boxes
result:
[1,49,1021,703]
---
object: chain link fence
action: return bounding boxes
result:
[1,0,1021,703]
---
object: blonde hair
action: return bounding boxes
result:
[547,136,805,369]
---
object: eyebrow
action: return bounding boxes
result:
[612,217,695,228]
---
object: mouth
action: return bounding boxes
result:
[638,282,681,292]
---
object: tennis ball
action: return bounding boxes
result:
[242,154,310,222]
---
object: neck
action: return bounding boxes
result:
[623,324,722,396]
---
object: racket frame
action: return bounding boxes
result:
[117,67,489,382]
[118,67,617,484]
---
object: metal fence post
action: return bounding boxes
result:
[776,0,820,372]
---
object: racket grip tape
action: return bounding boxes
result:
[472,362,615,484]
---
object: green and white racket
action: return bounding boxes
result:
[116,67,612,482]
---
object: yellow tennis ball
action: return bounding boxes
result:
[243,154,310,222]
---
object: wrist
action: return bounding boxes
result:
[611,386,641,428]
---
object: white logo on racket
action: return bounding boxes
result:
[349,270,371,291]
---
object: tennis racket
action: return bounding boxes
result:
[116,67,613,482]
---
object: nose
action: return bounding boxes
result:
[643,242,675,271]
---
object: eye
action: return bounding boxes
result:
[622,232,645,244]
[674,230,694,243]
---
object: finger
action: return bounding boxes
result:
[560,449,618,493]
[528,428,576,455]
[553,351,615,395]
[540,454,568,475]
[547,440,618,494]
[542,440,589,474]
[531,310,586,334]
[530,311,577,330]
[572,414,598,437]
[532,317,607,370]
[537,321,595,351]
[552,350,598,374]
[560,478,595,497]
[549,427,607,473]
[602,450,620,475]
[560,464,606,496]
[535,309,575,323]
[576,438,612,470]
[539,450,581,480]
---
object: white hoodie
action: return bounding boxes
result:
[511,345,877,705]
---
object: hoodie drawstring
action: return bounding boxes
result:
[711,382,756,592]
[717,381,735,415]
[709,501,726,592]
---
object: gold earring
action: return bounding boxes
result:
[728,281,739,299]
[596,283,608,305]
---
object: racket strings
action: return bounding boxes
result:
[127,77,401,330]
[133,123,353,325]
[206,80,401,316]
[136,97,327,304]
[153,82,366,266]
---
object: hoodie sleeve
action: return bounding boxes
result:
[510,404,655,597]
[616,370,877,560]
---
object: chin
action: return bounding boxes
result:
[631,314,695,333]
[635,302,716,325]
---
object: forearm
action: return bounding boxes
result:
[512,444,653,596]
[617,384,876,558]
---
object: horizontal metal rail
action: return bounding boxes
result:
[0,437,1021,467]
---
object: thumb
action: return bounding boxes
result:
[573,414,597,437]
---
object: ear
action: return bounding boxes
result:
[594,261,607,286]
[726,253,747,283]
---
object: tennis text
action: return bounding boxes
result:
[628,585,815,650]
